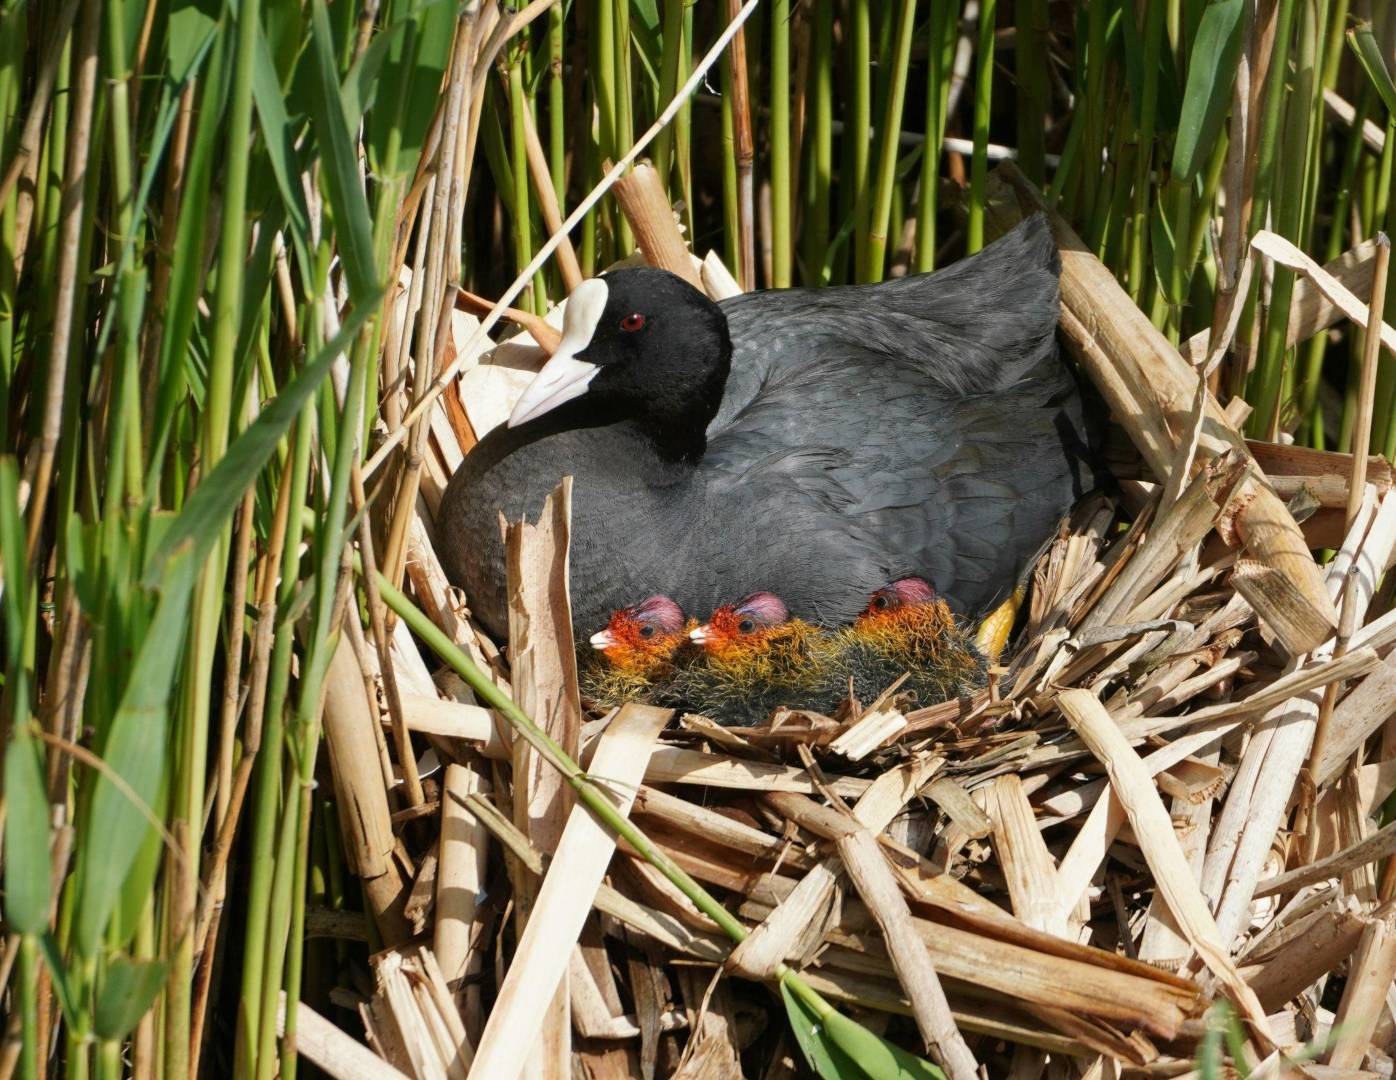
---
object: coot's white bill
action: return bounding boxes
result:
[508,278,609,427]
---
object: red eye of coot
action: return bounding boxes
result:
[620,312,646,332]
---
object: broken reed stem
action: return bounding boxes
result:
[611,161,703,288]
[1304,569,1360,863]
[1346,233,1390,531]
[455,288,561,353]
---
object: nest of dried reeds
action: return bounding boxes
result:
[296,167,1396,1079]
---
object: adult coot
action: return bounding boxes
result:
[440,215,1096,641]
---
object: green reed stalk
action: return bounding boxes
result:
[863,0,916,282]
[720,47,740,279]
[613,0,634,255]
[916,0,958,271]
[1305,90,1367,442]
[270,311,372,1078]
[676,3,695,242]
[508,54,542,313]
[1320,0,1350,89]
[172,0,262,1068]
[580,122,598,276]
[967,0,997,253]
[549,3,565,209]
[770,0,791,286]
[1016,0,1049,186]
[593,0,616,160]
[651,0,685,189]
[801,0,832,282]
[850,0,872,269]
[1247,0,1299,240]
[1251,0,1316,439]
[236,412,314,1072]
[1129,0,1166,305]
[1076,0,1110,227]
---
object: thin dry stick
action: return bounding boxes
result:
[1257,819,1396,899]
[362,0,763,480]
[353,461,425,808]
[215,431,260,829]
[1345,234,1390,530]
[22,0,100,564]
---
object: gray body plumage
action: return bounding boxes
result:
[439,217,1096,641]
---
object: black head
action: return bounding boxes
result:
[507,268,732,461]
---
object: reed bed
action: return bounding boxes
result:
[6,1,1396,1078]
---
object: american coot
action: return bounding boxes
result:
[440,215,1096,642]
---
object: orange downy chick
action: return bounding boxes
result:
[842,577,984,700]
[676,593,840,723]
[580,596,689,704]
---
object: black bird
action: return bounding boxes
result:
[439,216,1097,641]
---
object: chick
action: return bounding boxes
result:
[840,576,986,702]
[579,595,689,705]
[677,592,842,725]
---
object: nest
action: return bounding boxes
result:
[302,176,1396,1079]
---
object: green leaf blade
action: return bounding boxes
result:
[1173,0,1245,183]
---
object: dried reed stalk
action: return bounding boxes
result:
[321,635,411,944]
[837,828,979,1079]
[435,764,490,1015]
[1327,901,1396,1068]
[279,995,411,1080]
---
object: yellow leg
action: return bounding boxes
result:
[974,585,1025,663]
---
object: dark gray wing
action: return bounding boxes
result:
[713,215,1063,430]
[697,216,1090,619]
